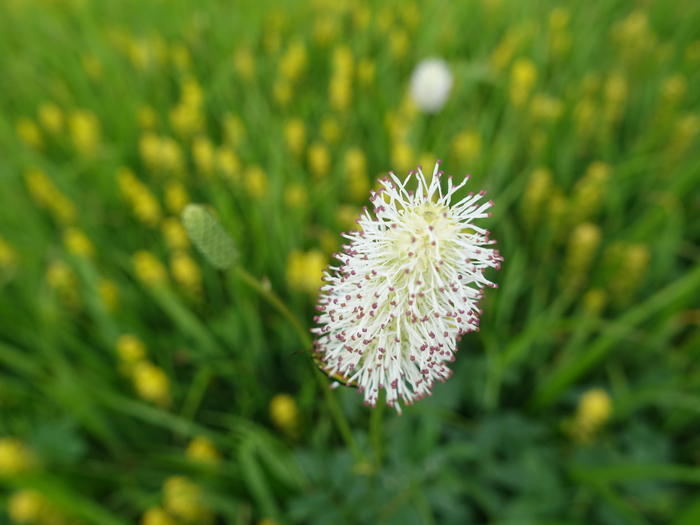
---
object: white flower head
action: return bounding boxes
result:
[312,161,502,413]
[409,58,453,113]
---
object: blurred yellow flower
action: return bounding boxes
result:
[170,43,192,71]
[163,476,209,522]
[391,142,414,173]
[270,393,300,437]
[118,168,162,227]
[284,183,308,209]
[0,438,35,476]
[320,116,341,144]
[572,388,612,443]
[116,334,147,364]
[583,288,607,317]
[82,53,103,80]
[285,119,307,158]
[273,78,293,107]
[142,507,177,525]
[234,47,255,82]
[24,168,76,224]
[287,249,326,295]
[170,251,202,295]
[244,165,269,199]
[217,146,241,182]
[186,436,221,465]
[98,278,119,313]
[308,142,331,179]
[38,102,63,135]
[133,361,171,407]
[164,181,189,215]
[16,117,43,150]
[133,251,168,286]
[63,227,94,258]
[522,167,552,229]
[162,218,190,251]
[8,490,45,524]
[223,113,246,147]
[452,130,482,165]
[138,105,158,130]
[279,39,308,82]
[563,223,601,291]
[336,205,360,232]
[570,161,611,225]
[344,148,369,201]
[192,136,215,176]
[389,29,409,60]
[510,58,537,108]
[69,109,101,159]
[357,58,376,88]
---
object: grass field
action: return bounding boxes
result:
[1,0,700,523]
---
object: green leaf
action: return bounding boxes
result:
[182,204,238,270]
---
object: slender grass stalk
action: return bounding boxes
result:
[234,266,364,462]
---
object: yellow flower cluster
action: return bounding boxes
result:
[286,249,326,295]
[344,147,369,201]
[117,168,162,227]
[116,334,171,407]
[185,436,221,466]
[69,109,101,159]
[162,475,212,523]
[570,388,613,443]
[170,77,205,137]
[133,251,168,286]
[46,260,81,310]
[0,437,35,476]
[24,169,76,224]
[329,45,353,112]
[7,490,69,525]
[269,393,300,438]
[563,223,601,292]
[139,133,185,175]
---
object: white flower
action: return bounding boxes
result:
[312,162,502,412]
[409,58,453,113]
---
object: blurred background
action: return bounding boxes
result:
[1,0,699,523]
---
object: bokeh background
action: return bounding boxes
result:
[1,0,700,523]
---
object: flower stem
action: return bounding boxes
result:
[370,392,385,469]
[233,266,363,461]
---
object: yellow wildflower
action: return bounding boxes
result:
[186,436,221,466]
[170,251,202,295]
[116,334,146,364]
[16,117,43,149]
[510,58,537,108]
[286,249,326,295]
[133,251,167,285]
[69,109,100,159]
[164,181,189,215]
[98,278,119,313]
[284,183,308,209]
[133,361,171,407]
[234,47,255,82]
[572,388,612,443]
[38,102,63,134]
[141,507,177,525]
[244,165,268,199]
[192,136,215,176]
[270,393,300,437]
[63,227,94,258]
[0,438,35,476]
[452,130,482,164]
[308,142,331,179]
[163,476,209,522]
[285,119,307,158]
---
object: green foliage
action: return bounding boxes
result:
[0,0,699,523]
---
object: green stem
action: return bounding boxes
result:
[234,267,364,462]
[370,392,385,469]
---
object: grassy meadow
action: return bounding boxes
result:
[1,0,700,523]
